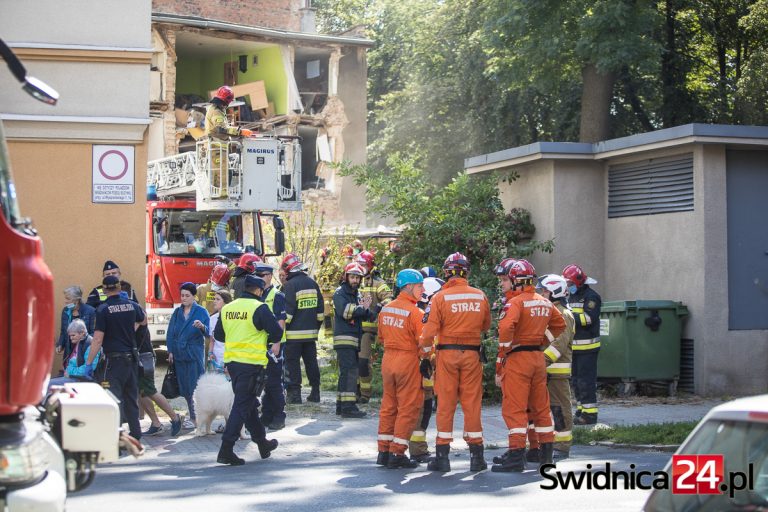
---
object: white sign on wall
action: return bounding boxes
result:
[92,145,135,203]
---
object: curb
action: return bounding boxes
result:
[592,441,679,452]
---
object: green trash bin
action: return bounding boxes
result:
[597,300,689,384]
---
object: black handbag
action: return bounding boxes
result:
[161,363,180,399]
[139,351,155,379]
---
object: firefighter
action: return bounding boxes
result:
[213,275,283,465]
[562,263,602,425]
[376,269,425,469]
[196,263,232,315]
[408,275,444,463]
[87,260,137,308]
[280,253,325,404]
[356,250,392,404]
[230,253,262,299]
[333,262,377,418]
[537,273,576,460]
[491,260,566,473]
[255,263,287,431]
[419,252,491,472]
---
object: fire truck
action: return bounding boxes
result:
[145,134,302,344]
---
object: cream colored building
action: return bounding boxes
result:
[0,1,153,322]
[466,124,768,396]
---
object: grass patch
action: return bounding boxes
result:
[572,421,698,446]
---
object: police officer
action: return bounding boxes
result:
[255,263,287,431]
[86,275,146,440]
[563,264,602,425]
[87,260,137,308]
[213,275,283,466]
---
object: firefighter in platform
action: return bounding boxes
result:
[87,260,137,308]
[419,252,491,473]
[538,273,576,460]
[491,259,566,473]
[213,275,283,465]
[408,274,444,463]
[280,253,325,404]
[204,85,255,197]
[196,263,232,315]
[333,262,377,418]
[356,250,392,404]
[376,269,425,469]
[563,263,602,425]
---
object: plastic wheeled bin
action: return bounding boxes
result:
[597,300,688,396]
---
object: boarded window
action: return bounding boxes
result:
[608,154,694,218]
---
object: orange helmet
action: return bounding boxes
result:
[210,263,232,287]
[280,252,304,273]
[214,85,234,105]
[237,253,262,273]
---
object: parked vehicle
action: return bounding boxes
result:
[643,394,768,511]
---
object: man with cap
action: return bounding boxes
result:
[254,263,288,431]
[213,274,283,465]
[86,275,146,441]
[87,260,138,308]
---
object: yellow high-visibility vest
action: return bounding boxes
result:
[221,298,268,366]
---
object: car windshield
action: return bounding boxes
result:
[645,418,768,512]
[0,121,23,231]
[153,209,251,257]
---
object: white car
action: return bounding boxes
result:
[643,394,768,511]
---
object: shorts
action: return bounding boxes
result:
[139,373,157,397]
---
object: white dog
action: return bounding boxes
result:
[193,372,234,436]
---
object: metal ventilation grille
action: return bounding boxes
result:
[608,154,694,218]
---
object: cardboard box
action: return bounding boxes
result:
[209,81,268,110]
[174,108,189,127]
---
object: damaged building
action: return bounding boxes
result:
[149,0,373,226]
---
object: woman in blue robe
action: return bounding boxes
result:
[166,282,210,429]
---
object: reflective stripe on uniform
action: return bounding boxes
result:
[534,425,554,433]
[392,437,409,446]
[286,329,319,340]
[581,404,598,414]
[464,431,482,438]
[555,431,572,442]
[359,381,372,390]
[378,434,394,441]
[437,431,453,439]
[443,293,484,301]
[338,392,357,402]
[543,345,561,361]
[547,362,571,375]
[343,304,357,320]
[333,335,359,348]
[410,430,426,442]
[499,341,514,348]
[573,337,600,351]
[285,313,294,323]
[508,428,528,435]
[381,306,410,317]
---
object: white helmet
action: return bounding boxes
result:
[536,274,568,299]
[421,277,445,303]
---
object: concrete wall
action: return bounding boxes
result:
[152,0,303,32]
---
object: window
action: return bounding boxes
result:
[608,154,694,218]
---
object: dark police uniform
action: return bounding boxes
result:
[213,289,283,448]
[260,282,287,429]
[568,284,602,424]
[95,291,145,440]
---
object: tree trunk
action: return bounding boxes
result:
[579,63,616,143]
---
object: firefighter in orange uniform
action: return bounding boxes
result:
[376,269,426,469]
[419,253,492,472]
[491,259,566,473]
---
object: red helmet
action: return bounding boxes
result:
[344,262,366,277]
[443,252,470,278]
[355,251,375,271]
[493,258,518,276]
[238,253,262,273]
[562,264,587,287]
[214,85,234,105]
[210,263,232,287]
[508,259,536,281]
[280,252,304,273]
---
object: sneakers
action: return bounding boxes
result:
[142,424,164,436]
[170,415,182,437]
[182,419,196,429]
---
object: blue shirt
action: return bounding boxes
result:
[95,295,145,353]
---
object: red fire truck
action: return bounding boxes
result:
[145,135,300,344]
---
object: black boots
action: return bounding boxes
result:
[525,447,541,463]
[217,441,245,466]
[387,454,418,469]
[340,407,366,419]
[376,451,389,466]
[539,442,554,470]
[491,448,525,472]
[427,444,450,472]
[286,388,302,404]
[306,386,321,403]
[256,438,279,459]
[410,452,431,463]
[336,401,341,415]
[469,444,487,472]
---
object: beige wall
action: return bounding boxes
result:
[8,139,148,318]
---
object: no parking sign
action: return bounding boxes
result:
[92,145,135,203]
